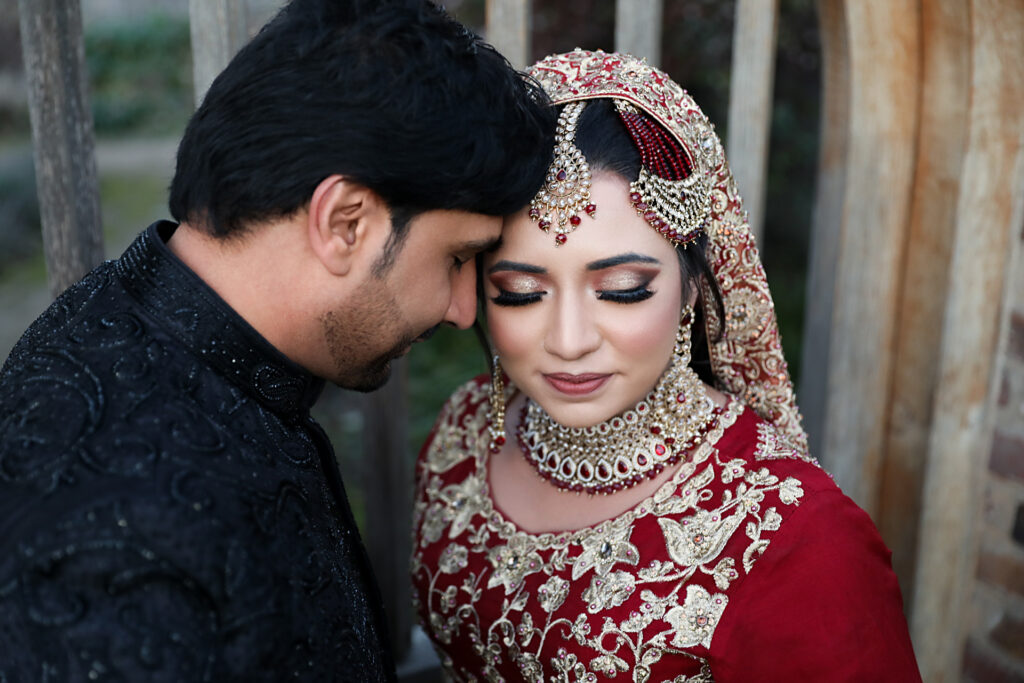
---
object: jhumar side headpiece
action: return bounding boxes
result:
[528,49,808,451]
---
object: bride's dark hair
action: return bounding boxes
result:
[572,99,725,386]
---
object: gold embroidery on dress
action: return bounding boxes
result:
[753,421,819,466]
[412,380,807,682]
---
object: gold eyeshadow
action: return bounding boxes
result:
[594,267,658,292]
[489,273,545,294]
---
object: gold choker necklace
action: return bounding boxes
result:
[516,314,720,495]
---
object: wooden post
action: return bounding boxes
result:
[485,0,531,69]
[910,0,1024,677]
[363,359,413,660]
[725,0,778,247]
[614,0,663,67]
[799,0,849,460]
[17,0,103,297]
[819,0,920,515]
[876,0,970,611]
[189,0,247,106]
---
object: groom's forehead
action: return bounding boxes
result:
[408,210,502,248]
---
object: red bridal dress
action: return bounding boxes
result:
[410,378,922,682]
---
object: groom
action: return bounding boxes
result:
[0,0,552,680]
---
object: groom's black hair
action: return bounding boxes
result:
[169,0,555,262]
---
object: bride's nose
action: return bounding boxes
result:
[543,296,601,360]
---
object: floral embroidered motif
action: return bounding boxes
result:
[538,576,571,613]
[582,571,637,613]
[665,585,729,648]
[572,522,639,580]
[487,535,544,594]
[412,380,813,682]
[659,509,744,567]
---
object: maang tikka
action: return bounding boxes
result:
[529,101,597,246]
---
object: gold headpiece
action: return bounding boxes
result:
[528,101,597,246]
[613,99,711,247]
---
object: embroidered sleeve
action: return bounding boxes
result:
[707,487,922,682]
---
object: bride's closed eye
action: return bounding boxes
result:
[595,270,656,304]
[597,284,655,304]
[489,274,547,307]
[491,289,546,306]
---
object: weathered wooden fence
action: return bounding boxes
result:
[798,3,1024,680]
[17,0,1024,680]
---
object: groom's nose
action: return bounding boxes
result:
[442,259,478,329]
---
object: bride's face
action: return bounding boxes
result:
[484,171,684,428]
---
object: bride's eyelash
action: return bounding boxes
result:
[491,290,544,307]
[491,285,655,306]
[597,285,655,304]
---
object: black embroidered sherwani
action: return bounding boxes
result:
[0,222,396,682]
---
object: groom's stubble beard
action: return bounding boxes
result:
[320,277,417,393]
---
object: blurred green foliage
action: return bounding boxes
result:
[0,150,40,271]
[84,14,193,135]
[407,325,489,449]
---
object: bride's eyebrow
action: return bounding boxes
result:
[586,253,661,271]
[487,260,547,275]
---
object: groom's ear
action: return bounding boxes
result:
[306,175,391,277]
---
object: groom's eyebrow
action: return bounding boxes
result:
[487,260,546,275]
[460,236,503,254]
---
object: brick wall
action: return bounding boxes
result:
[963,224,1024,682]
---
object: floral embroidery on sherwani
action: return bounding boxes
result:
[411,379,812,682]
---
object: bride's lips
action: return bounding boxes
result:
[543,372,611,396]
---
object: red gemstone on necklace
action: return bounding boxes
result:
[585,203,597,215]
[556,169,567,181]
[655,444,666,455]
[555,233,567,244]
[637,454,648,466]
[569,215,581,226]
[539,219,551,230]
[529,207,540,218]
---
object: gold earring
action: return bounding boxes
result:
[488,355,507,453]
[675,304,695,363]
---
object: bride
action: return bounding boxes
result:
[410,50,921,681]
